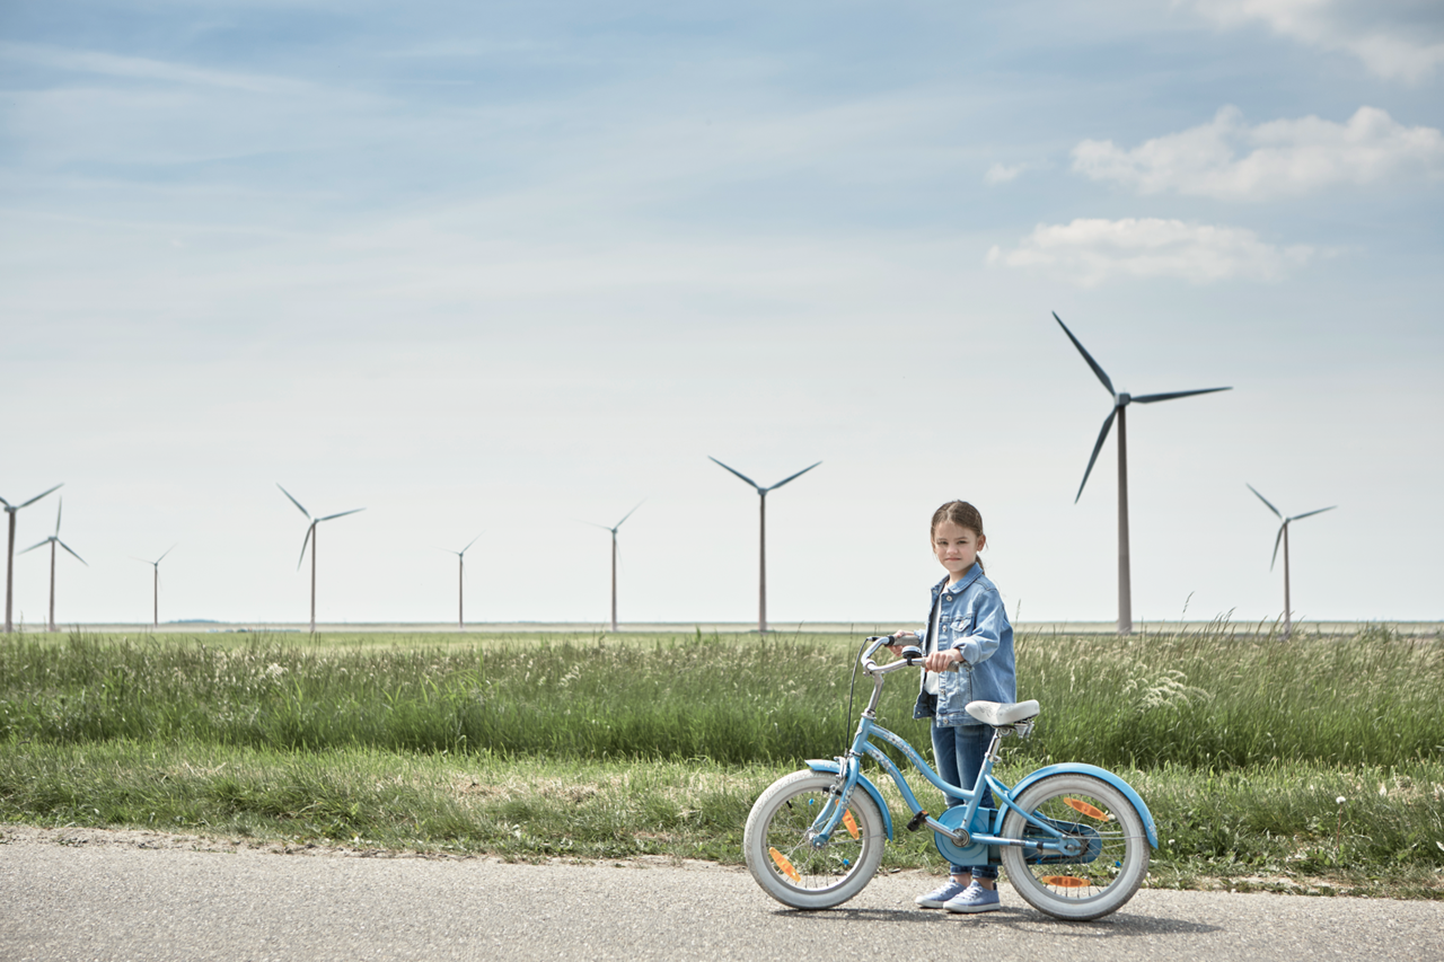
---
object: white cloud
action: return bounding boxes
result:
[985,161,1051,185]
[985,162,1024,184]
[0,41,309,94]
[986,217,1315,286]
[1184,0,1444,82]
[1072,105,1444,200]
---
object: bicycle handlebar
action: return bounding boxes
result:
[860,636,923,675]
[859,635,962,674]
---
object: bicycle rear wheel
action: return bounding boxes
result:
[999,773,1149,920]
[743,770,885,909]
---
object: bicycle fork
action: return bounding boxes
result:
[804,757,862,848]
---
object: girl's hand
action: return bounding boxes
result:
[886,630,915,656]
[923,647,965,673]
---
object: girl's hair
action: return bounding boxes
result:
[930,500,986,574]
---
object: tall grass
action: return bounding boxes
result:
[3,625,1439,770]
[0,631,871,764]
[1014,622,1444,770]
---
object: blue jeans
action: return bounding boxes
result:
[931,723,997,879]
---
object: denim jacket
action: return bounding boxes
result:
[911,563,1016,727]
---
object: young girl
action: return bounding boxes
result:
[888,500,1015,914]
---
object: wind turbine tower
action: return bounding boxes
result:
[277,485,364,633]
[1,483,62,633]
[709,457,820,633]
[1053,312,1230,635]
[1247,484,1335,640]
[443,535,480,630]
[586,504,641,632]
[19,498,86,632]
[134,546,176,629]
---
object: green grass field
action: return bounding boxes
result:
[2,626,1441,897]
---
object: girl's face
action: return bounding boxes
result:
[932,520,984,582]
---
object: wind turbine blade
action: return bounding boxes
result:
[1131,387,1232,404]
[1289,506,1337,522]
[1075,408,1117,503]
[708,457,761,490]
[17,484,64,510]
[1053,312,1115,396]
[580,519,614,532]
[18,539,49,555]
[54,499,63,536]
[156,544,176,564]
[614,501,644,529]
[460,534,481,554]
[297,524,314,570]
[1270,524,1285,571]
[317,508,365,522]
[766,461,822,493]
[277,484,311,519]
[58,540,87,565]
[1246,484,1283,519]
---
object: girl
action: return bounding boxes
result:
[888,500,1015,914]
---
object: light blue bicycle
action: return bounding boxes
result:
[743,636,1158,920]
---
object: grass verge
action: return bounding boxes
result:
[2,625,1441,898]
[3,738,1441,899]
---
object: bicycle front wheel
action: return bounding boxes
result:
[999,773,1149,920]
[743,770,885,910]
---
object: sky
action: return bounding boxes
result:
[1,0,1441,628]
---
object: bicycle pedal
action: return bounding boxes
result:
[906,810,929,833]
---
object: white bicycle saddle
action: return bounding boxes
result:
[965,700,1040,727]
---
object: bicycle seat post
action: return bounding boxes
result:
[984,726,1006,764]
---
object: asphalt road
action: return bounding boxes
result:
[2,826,1440,962]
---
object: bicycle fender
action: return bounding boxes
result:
[804,760,894,840]
[1008,764,1159,848]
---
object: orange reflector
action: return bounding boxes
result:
[1041,876,1091,888]
[843,809,860,839]
[769,847,801,882]
[1064,797,1109,820]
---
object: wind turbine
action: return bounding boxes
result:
[585,503,642,632]
[1246,484,1335,640]
[442,535,480,630]
[277,484,364,633]
[133,546,176,630]
[709,457,820,633]
[1054,312,1231,635]
[18,498,86,632]
[1,483,62,633]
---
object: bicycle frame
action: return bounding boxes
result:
[805,638,1097,863]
